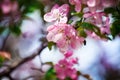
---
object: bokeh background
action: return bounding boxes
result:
[0,0,120,80]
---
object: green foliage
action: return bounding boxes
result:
[80,22,100,33]
[65,77,72,80]
[48,42,56,50]
[68,20,73,24]
[0,57,4,67]
[0,27,5,34]
[71,12,83,17]
[110,20,120,39]
[104,7,117,14]
[77,22,111,40]
[9,26,21,36]
[44,62,54,66]
[104,6,120,20]
[18,0,44,17]
[44,67,58,80]
[104,5,120,39]
[77,28,87,38]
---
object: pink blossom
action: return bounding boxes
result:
[47,23,84,53]
[69,0,81,12]
[1,0,12,14]
[1,0,18,14]
[83,11,110,40]
[44,4,69,23]
[100,17,110,34]
[86,0,117,12]
[54,56,78,80]
[64,50,73,58]
[83,12,105,25]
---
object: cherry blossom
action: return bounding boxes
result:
[1,0,18,14]
[83,11,105,25]
[86,0,117,12]
[54,51,78,80]
[47,23,84,53]
[83,11,110,40]
[69,0,81,12]
[44,4,69,23]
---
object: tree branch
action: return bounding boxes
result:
[0,42,47,79]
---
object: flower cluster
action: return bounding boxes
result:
[44,4,84,53]
[54,51,78,80]
[44,4,82,79]
[47,23,84,53]
[44,0,117,79]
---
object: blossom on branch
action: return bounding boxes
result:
[54,51,78,80]
[69,0,81,12]
[47,23,84,53]
[44,4,69,23]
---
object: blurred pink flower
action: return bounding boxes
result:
[54,55,78,80]
[100,17,110,34]
[64,50,73,58]
[44,4,69,23]
[83,11,110,40]
[1,0,18,14]
[87,0,99,7]
[69,0,81,12]
[86,0,117,12]
[83,12,105,25]
[47,23,84,53]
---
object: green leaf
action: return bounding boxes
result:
[44,67,58,80]
[18,0,44,17]
[110,20,120,39]
[0,27,5,34]
[68,20,73,24]
[65,77,72,80]
[0,57,4,63]
[71,12,83,17]
[104,7,120,21]
[78,22,110,39]
[77,28,87,38]
[48,42,55,50]
[9,26,21,36]
[0,56,5,67]
[80,22,102,36]
[44,62,54,66]
[80,22,100,32]
[104,7,116,14]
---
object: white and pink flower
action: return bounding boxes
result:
[54,51,78,80]
[44,4,69,24]
[47,23,84,53]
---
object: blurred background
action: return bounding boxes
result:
[0,0,120,80]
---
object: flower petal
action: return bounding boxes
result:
[87,0,96,7]
[44,12,57,22]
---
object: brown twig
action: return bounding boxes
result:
[0,42,47,79]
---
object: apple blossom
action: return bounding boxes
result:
[69,0,81,12]
[54,51,78,80]
[1,0,18,14]
[47,23,84,53]
[44,4,69,23]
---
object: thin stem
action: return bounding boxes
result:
[1,31,10,51]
